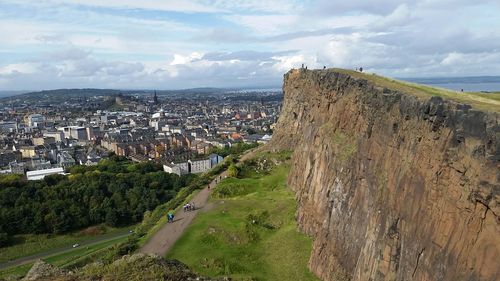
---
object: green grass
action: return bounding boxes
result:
[326,68,500,112]
[211,178,258,198]
[167,156,319,281]
[0,263,32,279]
[0,235,130,279]
[0,225,135,279]
[45,235,129,267]
[0,225,132,264]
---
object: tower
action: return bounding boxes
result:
[153,91,158,105]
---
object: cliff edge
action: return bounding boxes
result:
[269,69,499,281]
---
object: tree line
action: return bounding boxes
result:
[0,156,196,247]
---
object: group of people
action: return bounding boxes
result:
[167,174,225,223]
[183,202,195,212]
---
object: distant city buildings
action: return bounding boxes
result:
[0,89,282,179]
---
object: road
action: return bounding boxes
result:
[0,230,132,271]
[138,170,227,256]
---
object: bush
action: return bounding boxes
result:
[115,236,139,256]
[212,178,256,198]
[227,164,239,178]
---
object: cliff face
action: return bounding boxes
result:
[270,69,499,281]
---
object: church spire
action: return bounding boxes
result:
[153,90,158,104]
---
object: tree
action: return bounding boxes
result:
[0,232,9,247]
[0,157,182,237]
[106,209,119,227]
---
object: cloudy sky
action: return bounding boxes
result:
[0,0,499,90]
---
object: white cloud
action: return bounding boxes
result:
[3,0,224,14]
[0,63,37,75]
[224,14,300,35]
[170,53,203,65]
[1,0,500,90]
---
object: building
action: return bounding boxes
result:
[27,114,45,127]
[163,162,189,176]
[9,162,25,174]
[70,126,88,140]
[33,137,56,146]
[163,154,224,176]
[26,167,65,181]
[58,151,76,169]
[209,153,224,167]
[44,131,64,142]
[18,146,36,158]
[0,150,22,167]
[0,121,17,132]
[86,126,100,140]
[189,158,211,174]
[57,126,88,140]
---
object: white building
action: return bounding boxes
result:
[189,159,211,174]
[57,126,88,140]
[26,167,65,181]
[70,126,88,140]
[163,154,224,176]
[27,114,45,127]
[163,162,189,176]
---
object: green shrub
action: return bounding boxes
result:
[212,178,256,198]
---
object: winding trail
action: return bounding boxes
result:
[138,170,227,256]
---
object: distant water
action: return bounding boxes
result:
[0,91,27,98]
[400,76,500,92]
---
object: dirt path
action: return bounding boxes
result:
[138,171,227,256]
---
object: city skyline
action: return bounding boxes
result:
[1,0,500,90]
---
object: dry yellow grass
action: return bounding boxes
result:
[328,68,500,113]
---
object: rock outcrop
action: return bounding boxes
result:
[22,260,66,281]
[17,254,222,281]
[269,69,499,281]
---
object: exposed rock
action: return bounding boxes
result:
[19,254,225,281]
[269,69,499,281]
[22,260,66,281]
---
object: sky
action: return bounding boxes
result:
[0,0,499,90]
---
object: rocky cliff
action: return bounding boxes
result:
[269,69,499,281]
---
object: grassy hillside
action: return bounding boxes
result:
[167,151,319,281]
[0,225,132,264]
[330,68,500,112]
